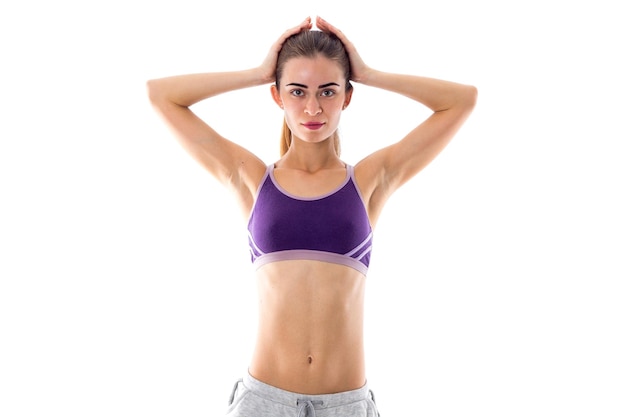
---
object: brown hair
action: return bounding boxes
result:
[275,30,352,156]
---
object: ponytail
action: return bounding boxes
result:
[280,119,292,157]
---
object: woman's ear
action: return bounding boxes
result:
[270,84,283,109]
[342,87,353,110]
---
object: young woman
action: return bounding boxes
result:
[147,16,476,417]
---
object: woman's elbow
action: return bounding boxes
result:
[463,84,478,110]
[146,78,164,104]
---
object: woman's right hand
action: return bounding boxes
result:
[258,17,312,84]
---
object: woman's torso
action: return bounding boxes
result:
[246,163,371,394]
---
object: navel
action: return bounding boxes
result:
[307,355,313,364]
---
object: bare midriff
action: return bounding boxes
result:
[249,259,367,395]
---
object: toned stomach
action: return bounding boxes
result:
[249,260,367,395]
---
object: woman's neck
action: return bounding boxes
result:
[279,136,342,173]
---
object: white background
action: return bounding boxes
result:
[1,1,624,416]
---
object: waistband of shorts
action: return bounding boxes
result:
[243,372,371,408]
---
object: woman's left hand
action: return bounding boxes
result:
[315,16,372,84]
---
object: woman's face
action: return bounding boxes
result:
[272,55,352,145]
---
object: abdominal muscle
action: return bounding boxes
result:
[248,259,367,395]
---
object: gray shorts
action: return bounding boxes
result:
[226,373,380,416]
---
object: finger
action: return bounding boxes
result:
[316,16,336,32]
[317,16,355,53]
[295,16,312,32]
[284,17,312,39]
[316,16,346,40]
[315,16,328,31]
[274,17,311,49]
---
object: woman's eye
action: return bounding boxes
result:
[321,90,335,97]
[290,89,304,97]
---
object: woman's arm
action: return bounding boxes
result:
[357,70,477,190]
[316,17,477,224]
[146,18,313,214]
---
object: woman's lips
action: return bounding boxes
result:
[302,122,325,130]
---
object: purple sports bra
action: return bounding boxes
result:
[247,164,373,275]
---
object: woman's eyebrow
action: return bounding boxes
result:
[318,82,340,88]
[285,82,341,89]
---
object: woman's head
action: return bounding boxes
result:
[273,30,353,156]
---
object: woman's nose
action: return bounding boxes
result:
[304,97,322,115]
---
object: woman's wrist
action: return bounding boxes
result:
[250,66,275,86]
[353,67,377,86]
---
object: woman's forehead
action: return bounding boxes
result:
[281,56,344,87]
